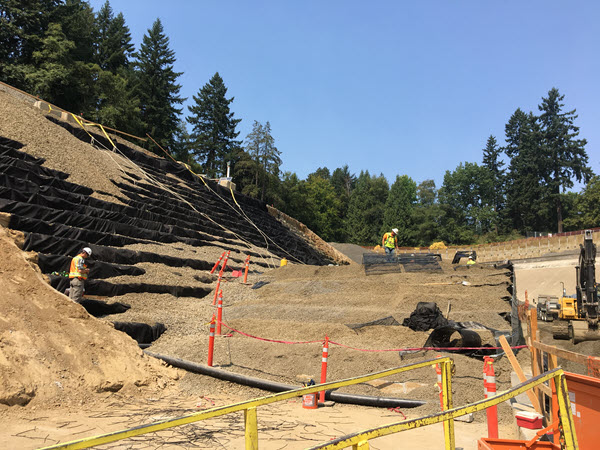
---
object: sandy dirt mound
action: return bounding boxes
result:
[0,227,179,408]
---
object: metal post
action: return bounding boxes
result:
[244,407,258,450]
[441,360,455,449]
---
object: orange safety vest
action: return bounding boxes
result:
[69,255,88,279]
[383,232,397,249]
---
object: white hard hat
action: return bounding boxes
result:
[83,247,92,256]
[392,228,399,234]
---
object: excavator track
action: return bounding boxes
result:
[552,321,570,340]
[570,320,600,344]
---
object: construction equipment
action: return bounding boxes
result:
[536,295,560,322]
[552,230,600,343]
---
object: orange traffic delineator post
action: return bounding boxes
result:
[210,251,226,274]
[484,356,499,439]
[207,315,216,367]
[213,251,230,305]
[435,354,448,437]
[243,255,251,284]
[319,336,329,403]
[216,290,223,335]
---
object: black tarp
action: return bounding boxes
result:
[38,253,145,279]
[402,302,449,331]
[50,275,211,298]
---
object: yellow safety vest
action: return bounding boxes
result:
[69,255,88,279]
[383,232,397,249]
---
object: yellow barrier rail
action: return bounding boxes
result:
[39,357,453,450]
[307,367,578,450]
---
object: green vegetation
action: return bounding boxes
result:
[0,1,596,245]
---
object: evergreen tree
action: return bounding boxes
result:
[564,177,600,230]
[438,162,496,238]
[481,135,505,233]
[538,88,592,232]
[504,109,551,232]
[95,2,134,73]
[382,175,417,246]
[25,22,75,102]
[416,179,436,206]
[242,120,281,200]
[135,18,184,153]
[310,167,331,180]
[0,0,60,87]
[303,175,343,241]
[346,171,389,245]
[187,72,241,177]
[331,165,356,198]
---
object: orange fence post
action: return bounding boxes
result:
[210,251,226,274]
[213,251,230,305]
[484,356,499,438]
[216,290,223,335]
[435,355,447,437]
[208,315,216,367]
[319,336,329,403]
[243,255,251,284]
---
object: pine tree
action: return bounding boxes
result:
[95,2,134,73]
[0,0,60,87]
[481,135,505,233]
[187,72,241,177]
[538,88,592,232]
[382,175,417,246]
[135,18,184,153]
[504,109,551,233]
[346,171,389,245]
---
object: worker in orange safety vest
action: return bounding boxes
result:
[69,247,92,303]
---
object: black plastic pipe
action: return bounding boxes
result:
[145,351,425,408]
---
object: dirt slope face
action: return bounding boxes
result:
[0,227,178,408]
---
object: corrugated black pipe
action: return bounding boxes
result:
[145,351,425,408]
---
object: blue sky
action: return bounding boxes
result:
[90,0,599,190]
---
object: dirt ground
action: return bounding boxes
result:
[0,88,550,449]
[0,223,521,449]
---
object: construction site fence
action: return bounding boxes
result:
[39,363,578,450]
[365,228,599,263]
[39,357,454,450]
[308,367,577,450]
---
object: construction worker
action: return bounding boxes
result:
[382,228,399,256]
[69,247,92,303]
[467,255,476,265]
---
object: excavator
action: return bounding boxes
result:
[552,229,600,344]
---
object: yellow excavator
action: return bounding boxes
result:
[552,229,600,344]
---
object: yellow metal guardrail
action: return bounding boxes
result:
[308,367,578,450]
[39,357,453,450]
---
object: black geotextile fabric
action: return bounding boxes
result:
[0,136,25,150]
[49,275,211,298]
[23,232,216,270]
[0,129,332,265]
[9,215,143,247]
[402,302,449,332]
[0,164,91,195]
[38,253,145,279]
[112,322,166,344]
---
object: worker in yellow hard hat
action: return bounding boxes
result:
[382,228,399,256]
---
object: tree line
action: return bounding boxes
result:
[1,1,596,246]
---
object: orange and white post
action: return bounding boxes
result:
[319,336,329,403]
[208,315,216,367]
[243,255,251,284]
[216,290,223,335]
[210,251,226,274]
[484,356,499,438]
[213,250,230,305]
